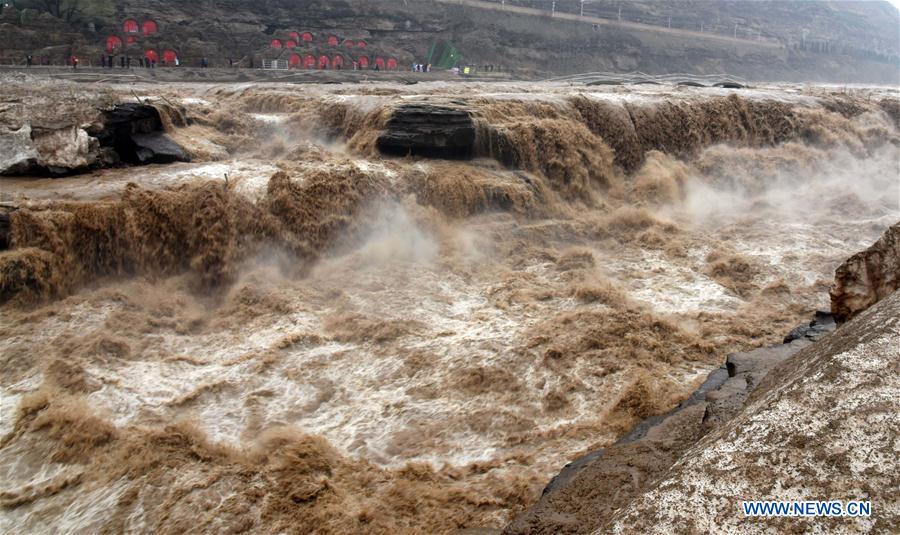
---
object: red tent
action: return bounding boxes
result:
[286,40,298,48]
[301,32,313,42]
[289,53,301,67]
[289,31,300,41]
[123,19,139,34]
[327,35,339,46]
[304,54,316,69]
[142,20,158,37]
[332,55,344,69]
[144,49,159,63]
[318,55,330,69]
[106,36,123,53]
[271,39,283,49]
[357,40,367,48]
[387,58,398,70]
[358,56,369,69]
[375,57,385,70]
[163,50,177,64]
[127,36,138,45]
[343,39,355,48]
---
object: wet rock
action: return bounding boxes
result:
[0,210,11,250]
[132,133,189,164]
[830,222,900,322]
[783,310,835,343]
[376,102,476,159]
[725,341,807,379]
[92,103,189,165]
[32,126,100,174]
[1,104,188,176]
[610,290,900,533]
[0,125,39,175]
[507,308,834,534]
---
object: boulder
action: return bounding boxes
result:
[376,102,476,159]
[782,310,835,343]
[0,104,190,176]
[0,125,39,175]
[830,222,900,322]
[92,103,190,165]
[132,133,189,164]
[32,126,100,174]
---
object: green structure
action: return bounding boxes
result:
[426,41,462,69]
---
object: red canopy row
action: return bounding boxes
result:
[107,37,177,62]
[122,19,158,37]
[272,36,367,49]
[287,53,398,70]
[142,49,178,63]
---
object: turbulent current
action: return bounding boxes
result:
[0,77,898,533]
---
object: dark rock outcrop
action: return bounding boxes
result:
[505,313,836,535]
[0,207,12,250]
[610,290,900,533]
[131,133,189,164]
[1,103,188,176]
[830,222,900,322]
[507,224,900,534]
[376,102,476,159]
[783,309,835,343]
[91,104,189,165]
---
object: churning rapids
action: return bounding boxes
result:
[1,75,898,533]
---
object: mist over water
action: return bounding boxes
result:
[1,80,898,533]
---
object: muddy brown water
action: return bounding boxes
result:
[0,78,898,533]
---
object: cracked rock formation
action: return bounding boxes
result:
[831,222,900,323]
[376,102,476,159]
[608,290,899,534]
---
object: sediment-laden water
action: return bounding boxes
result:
[1,78,898,533]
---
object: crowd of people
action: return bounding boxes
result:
[24,55,51,67]
[39,54,208,69]
[25,53,495,74]
[95,54,168,68]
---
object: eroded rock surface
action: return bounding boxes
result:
[92,103,189,165]
[32,126,99,173]
[506,291,897,534]
[376,102,476,158]
[831,222,900,322]
[0,125,39,174]
[504,323,827,535]
[609,290,899,534]
[0,102,188,176]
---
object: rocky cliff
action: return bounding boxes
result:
[0,0,897,82]
[831,222,900,323]
[606,289,899,534]
[508,227,900,534]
